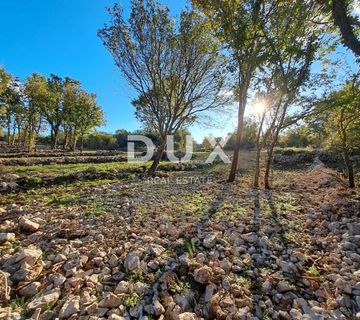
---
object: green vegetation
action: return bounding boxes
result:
[184,239,196,258]
[308,265,321,277]
[25,176,42,189]
[1,69,104,152]
[123,292,140,308]
[4,161,147,175]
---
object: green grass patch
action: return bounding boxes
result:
[5,161,150,175]
[25,176,42,189]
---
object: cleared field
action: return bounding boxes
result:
[0,154,360,319]
[0,151,359,319]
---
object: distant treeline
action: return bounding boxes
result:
[10,118,322,152]
[0,67,104,152]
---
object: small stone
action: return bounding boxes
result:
[278,310,290,319]
[96,307,109,316]
[124,252,140,272]
[289,309,302,319]
[235,307,250,319]
[108,254,118,268]
[130,304,143,318]
[219,259,232,272]
[0,233,15,244]
[6,174,20,181]
[52,274,66,287]
[59,296,80,319]
[108,315,127,320]
[19,282,41,297]
[98,293,122,308]
[178,312,197,320]
[19,217,39,232]
[203,233,217,248]
[27,289,61,310]
[205,284,214,302]
[149,244,165,257]
[114,281,130,294]
[3,246,42,268]
[334,278,352,294]
[7,181,18,189]
[277,280,292,293]
[263,225,275,235]
[0,271,10,303]
[194,266,213,284]
[153,299,165,315]
[134,281,147,295]
[242,232,258,243]
[262,280,272,294]
[31,308,41,320]
[12,264,43,283]
[84,302,98,315]
[295,298,314,316]
[54,254,67,263]
[220,296,234,308]
[0,182,8,190]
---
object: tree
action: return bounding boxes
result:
[224,118,258,150]
[114,129,129,149]
[317,79,360,188]
[76,92,105,151]
[278,125,315,148]
[193,0,272,182]
[259,0,322,189]
[63,79,104,151]
[62,78,80,150]
[0,76,23,145]
[173,128,190,151]
[319,0,360,59]
[23,74,47,152]
[84,132,117,150]
[0,67,12,95]
[201,137,212,151]
[41,75,65,149]
[99,0,227,173]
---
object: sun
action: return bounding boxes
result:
[252,100,266,116]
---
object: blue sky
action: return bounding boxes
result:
[0,0,234,142]
[0,1,358,142]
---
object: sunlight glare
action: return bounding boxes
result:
[252,100,266,116]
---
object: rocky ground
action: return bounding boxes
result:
[0,161,359,319]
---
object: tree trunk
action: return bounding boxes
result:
[80,135,84,153]
[6,116,11,145]
[27,130,35,153]
[17,125,21,146]
[50,128,54,149]
[343,149,355,188]
[228,83,248,182]
[148,139,166,174]
[52,127,59,150]
[254,115,265,188]
[264,100,288,189]
[63,131,69,150]
[11,126,16,145]
[254,147,261,188]
[264,146,274,189]
[71,136,77,152]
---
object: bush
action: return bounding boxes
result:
[25,177,42,189]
